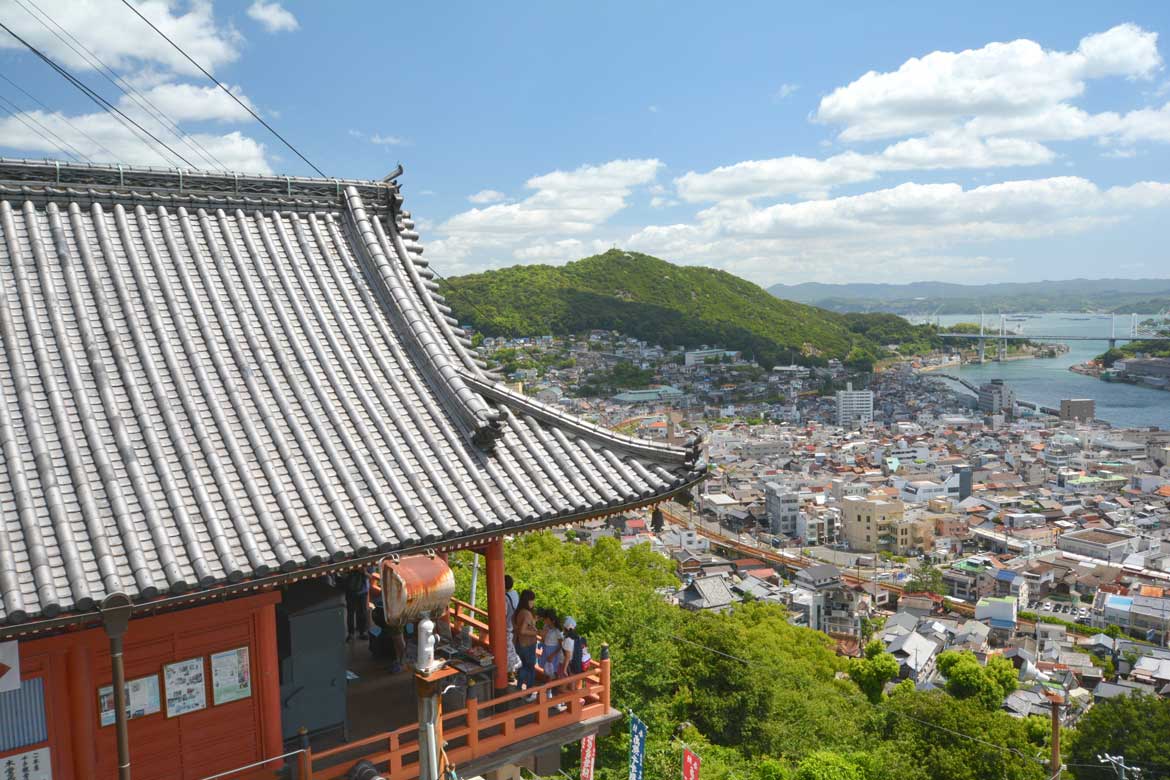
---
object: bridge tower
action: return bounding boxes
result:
[977,312,986,363]
[1108,314,1116,351]
[998,314,1007,361]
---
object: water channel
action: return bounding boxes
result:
[915,313,1169,429]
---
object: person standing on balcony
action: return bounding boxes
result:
[514,589,539,700]
[504,575,521,682]
[559,616,591,708]
[540,609,564,691]
[343,566,371,641]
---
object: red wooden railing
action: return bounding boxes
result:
[308,664,610,780]
[303,600,612,780]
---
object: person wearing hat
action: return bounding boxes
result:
[558,616,591,710]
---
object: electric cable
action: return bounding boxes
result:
[0,91,87,161]
[0,20,195,167]
[0,71,118,159]
[14,0,229,171]
[120,0,327,177]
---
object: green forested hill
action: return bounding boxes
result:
[440,250,930,367]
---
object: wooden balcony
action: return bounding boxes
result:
[297,599,617,780]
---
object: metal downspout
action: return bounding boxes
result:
[101,593,134,780]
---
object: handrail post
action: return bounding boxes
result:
[467,696,479,757]
[297,726,311,780]
[599,643,611,711]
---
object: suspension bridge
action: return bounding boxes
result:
[934,313,1169,363]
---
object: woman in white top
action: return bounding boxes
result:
[539,609,563,685]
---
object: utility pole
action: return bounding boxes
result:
[1099,752,1143,779]
[1048,695,1062,780]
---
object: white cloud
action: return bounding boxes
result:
[123,82,255,123]
[674,134,1055,203]
[433,24,1170,284]
[0,109,270,172]
[514,238,585,261]
[0,0,242,78]
[247,1,299,33]
[624,176,1170,283]
[816,23,1162,141]
[428,160,661,273]
[370,133,408,146]
[648,105,660,113]
[468,189,507,205]
[441,159,662,237]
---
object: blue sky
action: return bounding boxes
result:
[2,1,1170,286]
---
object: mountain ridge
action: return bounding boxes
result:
[769,278,1170,314]
[439,250,935,367]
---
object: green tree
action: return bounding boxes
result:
[849,640,900,703]
[1066,694,1170,779]
[936,651,1017,710]
[794,751,864,780]
[905,560,946,595]
[451,533,1051,780]
[1098,347,1126,367]
[870,691,1047,780]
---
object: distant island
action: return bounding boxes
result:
[769,278,1170,315]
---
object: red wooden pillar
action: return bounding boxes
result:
[255,602,283,759]
[484,538,509,691]
[68,642,97,780]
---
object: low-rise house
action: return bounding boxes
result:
[1057,528,1139,563]
[886,630,940,682]
[677,575,738,612]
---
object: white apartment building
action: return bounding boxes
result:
[836,382,874,428]
[978,379,1015,415]
[684,348,740,366]
[765,483,800,537]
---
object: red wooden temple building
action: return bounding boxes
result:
[0,159,705,780]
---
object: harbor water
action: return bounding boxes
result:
[917,313,1170,429]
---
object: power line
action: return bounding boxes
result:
[14,0,229,172]
[0,20,195,167]
[119,0,327,177]
[0,72,118,159]
[0,91,88,161]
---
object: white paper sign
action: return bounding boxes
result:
[0,640,20,693]
[210,647,252,705]
[164,657,207,717]
[99,674,161,727]
[0,747,50,780]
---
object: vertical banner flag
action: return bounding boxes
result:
[682,748,701,780]
[581,733,596,780]
[628,713,647,780]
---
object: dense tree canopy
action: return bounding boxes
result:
[452,534,1055,780]
[936,651,1019,710]
[1066,695,1170,779]
[441,250,941,367]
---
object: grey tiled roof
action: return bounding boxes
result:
[0,160,703,625]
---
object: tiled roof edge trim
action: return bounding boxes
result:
[461,371,702,466]
[0,157,395,203]
[0,182,343,211]
[341,186,505,443]
[0,472,709,639]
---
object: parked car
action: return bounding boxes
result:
[1042,601,1053,612]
